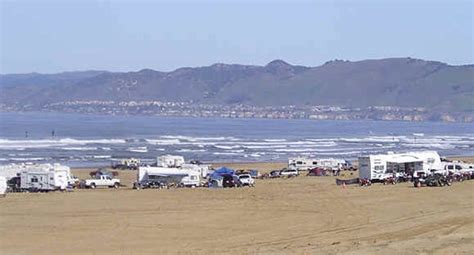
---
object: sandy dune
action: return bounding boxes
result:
[1,165,473,254]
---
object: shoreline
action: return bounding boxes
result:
[70,155,474,170]
[2,110,474,123]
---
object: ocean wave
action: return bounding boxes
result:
[263,139,287,142]
[0,138,126,149]
[92,155,112,159]
[9,157,50,161]
[176,149,207,153]
[214,145,241,150]
[62,147,98,151]
[213,152,240,156]
[145,139,181,145]
[401,143,456,150]
[339,136,404,143]
[160,135,240,142]
[127,147,148,153]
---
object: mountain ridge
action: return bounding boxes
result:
[0,57,473,113]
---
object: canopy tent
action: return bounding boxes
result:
[387,155,424,173]
[210,167,235,179]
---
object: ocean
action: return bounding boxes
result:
[0,112,473,167]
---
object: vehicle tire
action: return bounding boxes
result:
[90,183,96,189]
[114,182,119,189]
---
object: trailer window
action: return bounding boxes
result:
[313,161,318,165]
[31,177,38,183]
[374,165,385,170]
[296,161,303,165]
[455,165,462,170]
[448,165,453,170]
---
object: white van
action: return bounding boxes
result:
[180,173,201,187]
[280,169,299,177]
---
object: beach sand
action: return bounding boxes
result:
[1,161,473,254]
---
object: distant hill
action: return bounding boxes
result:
[1,58,473,112]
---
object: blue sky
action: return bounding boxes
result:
[1,0,472,73]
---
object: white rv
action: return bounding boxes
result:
[0,163,29,180]
[157,155,185,168]
[442,161,474,174]
[288,157,347,170]
[180,163,210,178]
[0,176,7,197]
[20,164,71,191]
[359,151,442,181]
[136,166,201,189]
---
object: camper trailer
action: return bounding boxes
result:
[288,157,347,171]
[20,164,70,192]
[0,176,7,197]
[157,155,185,168]
[359,151,442,181]
[180,163,210,178]
[135,166,201,189]
[0,163,30,181]
[112,158,140,170]
[0,163,73,192]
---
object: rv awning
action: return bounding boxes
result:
[387,156,423,164]
[148,173,187,177]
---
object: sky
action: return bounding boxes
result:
[0,0,472,73]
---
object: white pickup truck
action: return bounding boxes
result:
[82,175,121,189]
[238,174,255,187]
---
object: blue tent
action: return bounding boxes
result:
[210,167,235,179]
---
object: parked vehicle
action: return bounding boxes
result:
[7,176,21,192]
[383,177,397,185]
[134,175,165,189]
[135,165,202,189]
[81,175,121,189]
[0,163,73,192]
[222,174,242,188]
[20,167,70,192]
[288,157,348,171]
[269,170,281,178]
[359,178,371,186]
[112,158,140,170]
[307,167,327,176]
[0,176,7,197]
[414,173,452,187]
[238,174,255,187]
[156,155,185,168]
[280,169,299,177]
[180,173,201,188]
[359,151,442,181]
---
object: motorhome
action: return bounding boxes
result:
[359,151,442,181]
[288,157,347,170]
